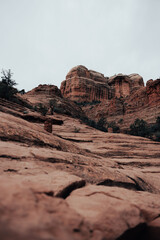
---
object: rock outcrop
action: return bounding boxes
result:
[61,65,159,132]
[61,65,111,103]
[146,78,160,105]
[108,73,144,98]
[22,84,85,119]
[27,84,62,98]
[83,78,160,132]
[60,65,144,103]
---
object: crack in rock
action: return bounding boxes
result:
[56,180,86,199]
[97,179,144,191]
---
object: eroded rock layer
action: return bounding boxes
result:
[61,65,111,102]
[61,65,160,132]
[60,65,144,102]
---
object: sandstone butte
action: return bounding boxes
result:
[61,65,160,132]
[0,65,160,240]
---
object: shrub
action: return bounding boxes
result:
[155,131,160,141]
[118,118,123,124]
[108,121,120,133]
[129,117,160,142]
[74,101,101,106]
[0,69,18,100]
[37,103,48,116]
[96,117,108,132]
[79,116,107,132]
[129,119,148,137]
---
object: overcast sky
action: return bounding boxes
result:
[0,0,160,91]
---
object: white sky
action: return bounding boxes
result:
[0,0,160,91]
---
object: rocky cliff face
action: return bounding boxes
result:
[83,78,160,132]
[61,65,111,103]
[146,79,160,105]
[60,65,160,132]
[60,65,144,103]
[108,73,144,98]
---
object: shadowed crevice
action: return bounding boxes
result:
[127,176,155,193]
[56,134,93,143]
[4,169,18,172]
[0,155,20,160]
[44,191,54,197]
[56,180,86,199]
[97,179,144,191]
[117,161,160,167]
[116,223,147,240]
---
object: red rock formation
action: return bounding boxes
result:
[27,84,62,98]
[61,65,111,103]
[61,65,144,103]
[82,77,160,132]
[108,73,144,98]
[146,78,160,105]
[60,65,160,132]
[22,84,85,119]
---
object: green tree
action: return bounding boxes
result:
[0,69,17,100]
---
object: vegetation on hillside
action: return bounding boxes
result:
[74,100,101,106]
[0,69,18,100]
[129,117,160,141]
[34,103,48,116]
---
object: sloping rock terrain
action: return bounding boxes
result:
[0,97,160,240]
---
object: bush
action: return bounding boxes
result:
[118,118,123,124]
[96,117,108,132]
[155,131,160,141]
[80,116,108,132]
[108,121,120,133]
[130,119,148,137]
[0,69,18,100]
[37,103,48,116]
[74,101,101,106]
[129,117,160,142]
